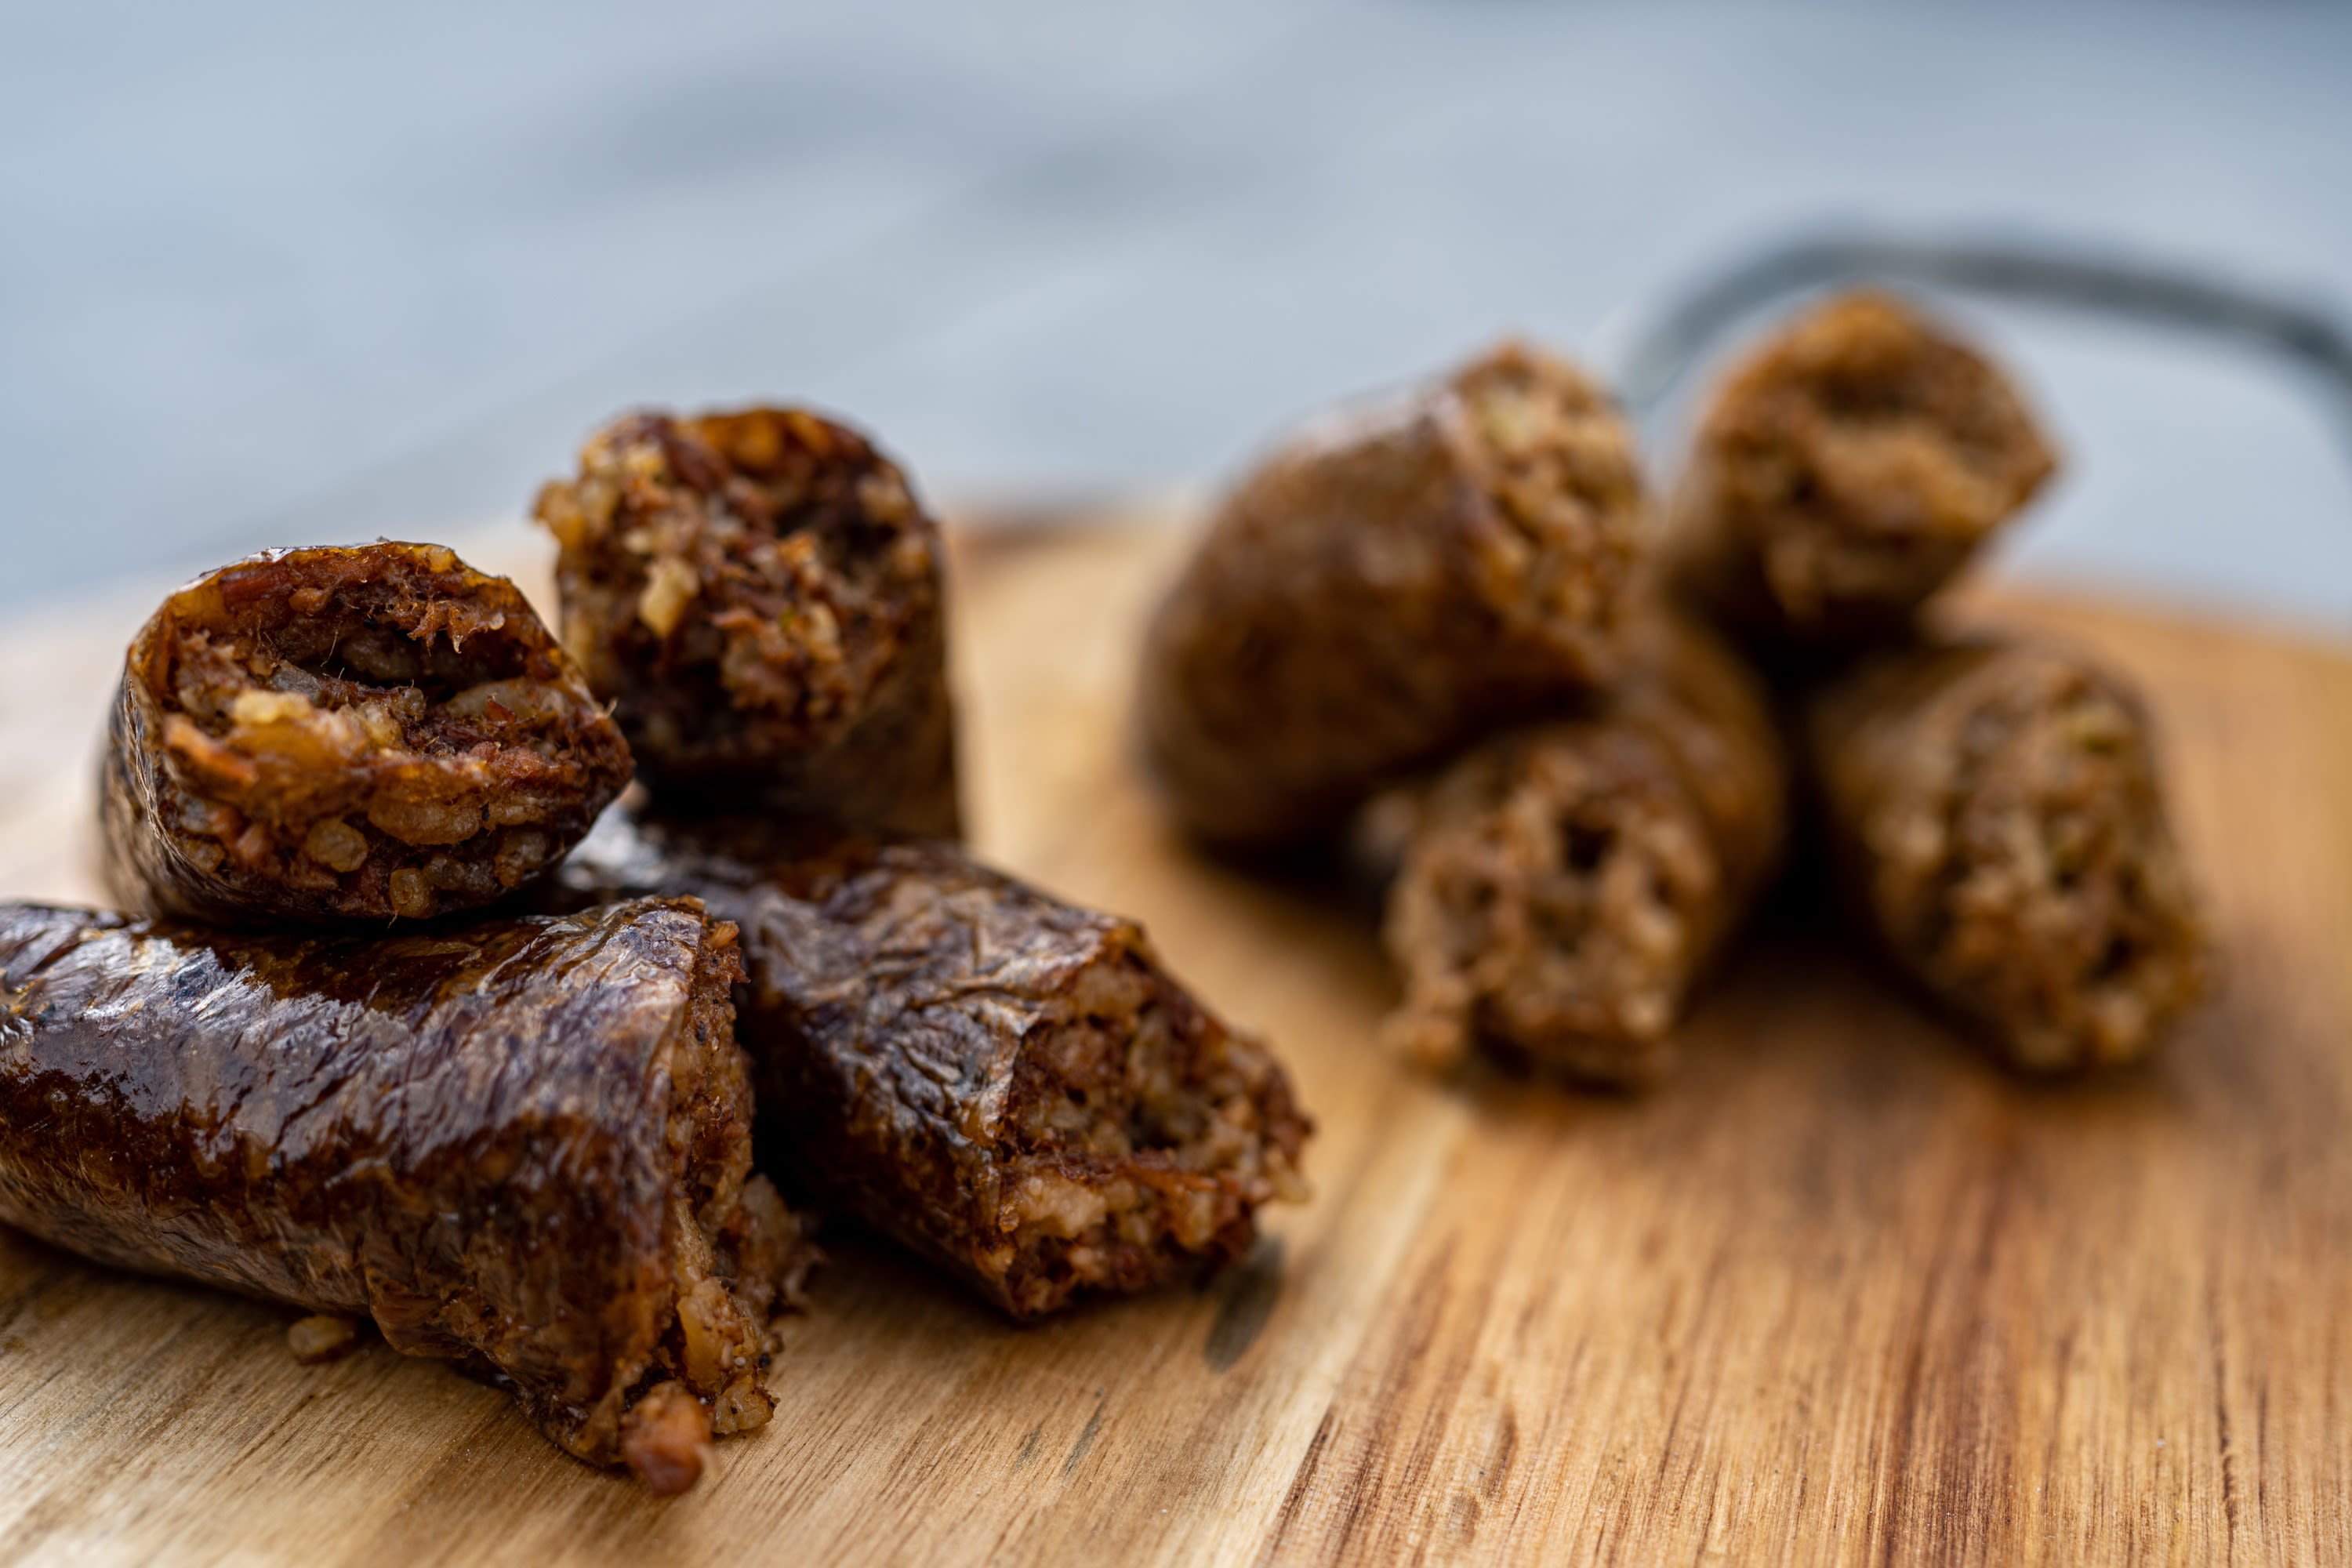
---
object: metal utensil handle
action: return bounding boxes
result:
[1607,230,2352,462]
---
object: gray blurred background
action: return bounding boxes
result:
[6,0,2350,625]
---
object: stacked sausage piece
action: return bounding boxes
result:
[0,411,1310,1493]
[1141,292,2209,1085]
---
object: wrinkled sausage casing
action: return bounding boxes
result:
[534,407,960,838]
[102,543,633,924]
[0,898,815,1494]
[1804,637,2209,1070]
[557,813,1311,1321]
[1370,614,1788,1087]
[1664,292,2056,650]
[1139,343,1646,851]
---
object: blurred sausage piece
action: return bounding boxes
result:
[0,898,815,1494]
[557,813,1311,1321]
[101,543,632,924]
[1138,343,1646,850]
[534,406,960,837]
[1664,292,2056,649]
[1374,616,1788,1086]
[1803,637,2209,1069]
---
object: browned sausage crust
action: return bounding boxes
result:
[1373,615,1788,1085]
[556,812,1311,1321]
[0,898,815,1494]
[1665,292,2056,648]
[1138,343,1646,850]
[534,406,960,837]
[101,543,632,924]
[1804,637,2209,1069]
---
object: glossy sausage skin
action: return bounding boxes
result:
[1373,614,1788,1086]
[1664,292,2056,651]
[533,407,960,837]
[554,811,1311,1321]
[1803,637,2209,1069]
[101,543,633,924]
[1138,343,1646,850]
[0,898,811,1492]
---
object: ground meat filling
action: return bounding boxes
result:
[609,927,818,1494]
[1380,728,1718,1086]
[535,408,938,775]
[1880,660,2207,1069]
[1696,292,2056,627]
[148,546,630,919]
[992,956,1311,1319]
[1452,347,1646,675]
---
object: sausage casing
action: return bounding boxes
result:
[101,543,632,924]
[555,813,1311,1320]
[0,898,812,1492]
[1138,343,1646,850]
[534,407,960,837]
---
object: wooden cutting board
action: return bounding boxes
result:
[0,518,2346,1566]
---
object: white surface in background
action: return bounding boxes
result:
[3,0,2349,624]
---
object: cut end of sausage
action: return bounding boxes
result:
[535,406,943,786]
[123,543,631,921]
[601,919,818,1490]
[1678,291,2056,639]
[1448,343,1646,681]
[1859,647,2209,1070]
[992,943,1312,1320]
[1379,723,1722,1087]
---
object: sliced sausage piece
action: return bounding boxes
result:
[1664,291,2056,650]
[534,406,959,837]
[1139,343,1646,850]
[1803,637,2209,1069]
[556,813,1312,1321]
[0,898,815,1493]
[103,542,631,924]
[1372,615,1788,1086]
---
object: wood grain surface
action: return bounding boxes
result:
[0,519,2345,1566]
